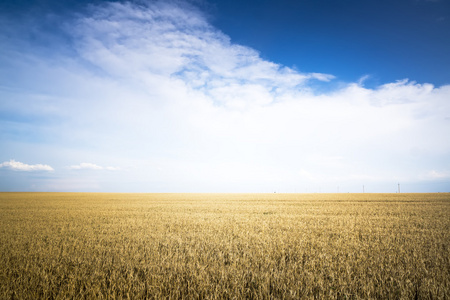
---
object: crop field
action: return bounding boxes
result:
[0,193,449,299]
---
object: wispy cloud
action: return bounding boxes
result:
[69,163,119,171]
[0,159,54,171]
[70,1,333,109]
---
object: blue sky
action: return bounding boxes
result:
[1,0,449,192]
[207,0,450,87]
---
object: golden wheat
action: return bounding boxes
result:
[0,193,449,299]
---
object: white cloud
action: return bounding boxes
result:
[69,163,103,170]
[309,73,336,82]
[105,166,121,171]
[69,163,119,171]
[0,159,54,171]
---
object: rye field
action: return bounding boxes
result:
[0,193,449,299]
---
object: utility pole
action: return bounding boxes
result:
[398,183,400,193]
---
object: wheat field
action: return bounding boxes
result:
[0,192,448,299]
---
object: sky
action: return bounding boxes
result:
[0,0,449,193]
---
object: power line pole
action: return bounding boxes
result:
[398,183,400,193]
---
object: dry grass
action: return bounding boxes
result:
[0,192,449,299]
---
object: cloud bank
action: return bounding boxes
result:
[0,1,449,192]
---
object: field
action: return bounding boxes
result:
[0,193,449,299]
